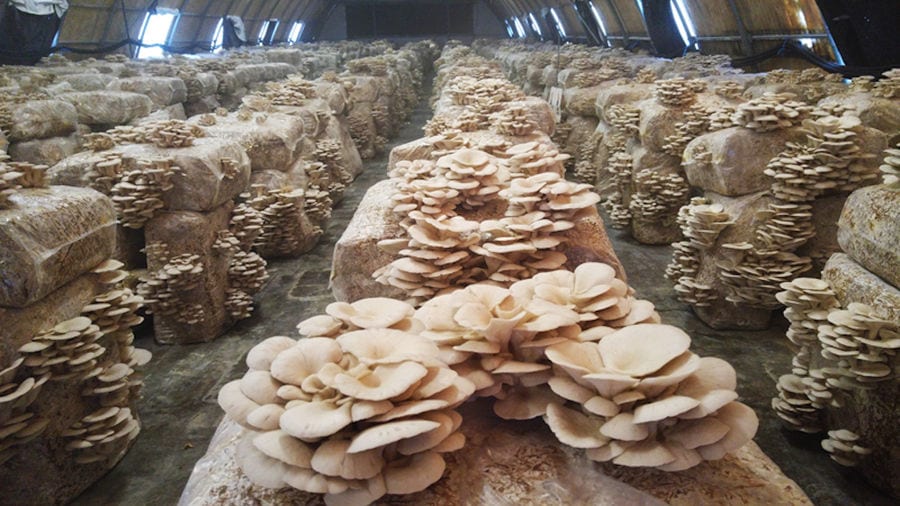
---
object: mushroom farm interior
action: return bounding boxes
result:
[0,0,898,505]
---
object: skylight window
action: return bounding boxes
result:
[287,21,305,44]
[528,13,542,38]
[589,2,610,46]
[257,19,279,45]
[513,17,526,38]
[670,0,697,48]
[549,8,567,38]
[211,18,224,50]
[137,9,178,59]
[504,20,515,38]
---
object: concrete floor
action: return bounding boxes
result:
[73,81,893,506]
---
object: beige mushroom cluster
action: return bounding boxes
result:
[4,161,48,189]
[821,429,872,466]
[18,317,107,383]
[137,251,205,324]
[490,105,538,137]
[717,247,812,309]
[423,115,456,137]
[628,170,689,223]
[247,187,319,257]
[707,104,737,131]
[414,263,658,420]
[606,105,641,136]
[0,162,23,208]
[228,250,269,294]
[880,143,900,186]
[229,202,265,251]
[731,92,812,132]
[82,132,116,152]
[0,359,49,464]
[572,131,602,184]
[502,171,600,221]
[753,202,816,252]
[218,300,474,505]
[713,80,744,99]
[145,120,205,149]
[446,76,525,108]
[571,67,619,88]
[820,303,898,386]
[666,199,732,307]
[662,105,710,156]
[872,68,899,99]
[85,153,125,194]
[110,157,181,229]
[602,152,634,229]
[347,115,374,155]
[264,78,317,107]
[62,406,140,465]
[635,67,657,84]
[542,324,757,470]
[432,149,509,210]
[503,141,569,177]
[304,186,334,227]
[654,77,705,108]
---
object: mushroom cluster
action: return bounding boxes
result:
[490,105,538,137]
[248,187,320,257]
[543,324,757,470]
[229,202,265,251]
[662,105,710,157]
[0,162,23,208]
[713,80,744,100]
[654,77,705,108]
[821,429,872,467]
[0,359,49,464]
[881,143,900,186]
[601,152,634,229]
[820,303,898,386]
[218,299,474,505]
[716,248,812,309]
[18,317,107,383]
[62,406,140,465]
[315,140,351,200]
[572,131,602,184]
[85,153,126,194]
[110,157,181,229]
[606,105,641,136]
[503,141,569,177]
[731,93,812,133]
[145,120,205,149]
[137,251,206,324]
[666,199,732,307]
[83,133,116,152]
[433,149,509,210]
[446,76,525,108]
[707,105,737,131]
[628,170,689,223]
[502,171,600,221]
[415,263,659,418]
[872,68,899,99]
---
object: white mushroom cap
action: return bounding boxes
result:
[329,362,429,401]
[337,329,441,366]
[270,338,343,385]
[235,435,289,489]
[280,401,353,441]
[598,324,691,377]
[323,476,387,506]
[252,429,313,468]
[246,336,297,371]
[383,451,447,495]
[218,380,260,426]
[543,403,607,449]
[311,439,385,480]
[347,419,441,454]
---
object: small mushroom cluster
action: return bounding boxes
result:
[446,76,525,108]
[662,105,710,157]
[654,77,705,108]
[606,105,641,136]
[731,93,812,133]
[628,170,689,223]
[872,68,899,99]
[415,263,659,419]
[543,324,757,470]
[82,133,116,152]
[707,105,737,131]
[248,187,319,257]
[0,359,49,464]
[753,202,815,252]
[502,171,601,222]
[137,251,205,324]
[666,199,732,307]
[490,105,538,137]
[229,202,265,251]
[713,80,744,100]
[86,153,126,194]
[18,317,106,383]
[821,429,872,467]
[503,141,569,177]
[572,131,602,184]
[881,143,900,186]
[145,120,205,149]
[819,303,898,386]
[315,140,351,200]
[218,299,473,505]
[433,149,509,210]
[0,162,23,208]
[62,406,140,465]
[228,250,269,294]
[110,157,181,229]
[717,248,812,309]
[571,68,619,88]
[601,152,634,229]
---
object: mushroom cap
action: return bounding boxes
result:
[323,476,387,506]
[543,403,608,449]
[347,419,441,454]
[235,435,289,489]
[337,329,441,365]
[600,412,650,441]
[280,401,353,441]
[311,439,385,480]
[383,451,447,495]
[327,298,414,329]
[297,315,343,337]
[598,324,691,377]
[329,361,429,401]
[270,338,343,385]
[252,429,313,467]
[218,380,260,426]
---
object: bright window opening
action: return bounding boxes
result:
[528,13,542,38]
[799,37,815,49]
[504,20,515,38]
[137,10,178,59]
[670,0,697,48]
[211,18,224,50]
[550,8,567,38]
[513,17,526,38]
[257,19,279,45]
[288,21,305,44]
[589,2,610,46]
